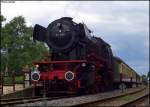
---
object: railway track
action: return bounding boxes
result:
[1,96,41,102]
[0,95,75,106]
[1,96,42,106]
[120,93,150,106]
[1,87,149,106]
[71,87,149,106]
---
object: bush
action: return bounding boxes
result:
[3,76,24,85]
[3,77,13,86]
[15,76,24,84]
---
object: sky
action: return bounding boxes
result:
[1,1,149,76]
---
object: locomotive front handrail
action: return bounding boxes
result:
[33,60,87,64]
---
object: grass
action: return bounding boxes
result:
[119,89,147,101]
[3,76,24,85]
[120,95,133,101]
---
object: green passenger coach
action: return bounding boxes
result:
[113,56,141,89]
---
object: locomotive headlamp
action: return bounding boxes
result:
[31,71,40,81]
[35,64,39,68]
[65,71,74,81]
[82,63,86,67]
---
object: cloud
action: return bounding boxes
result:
[1,1,68,26]
[1,1,149,75]
[26,21,32,27]
[74,13,101,24]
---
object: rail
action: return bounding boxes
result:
[120,93,149,106]
[1,95,76,106]
[70,87,148,106]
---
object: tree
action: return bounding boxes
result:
[1,15,48,76]
[1,15,7,75]
[1,15,6,25]
[147,71,150,80]
[141,74,147,81]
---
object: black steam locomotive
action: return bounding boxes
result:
[31,17,140,95]
[33,17,113,62]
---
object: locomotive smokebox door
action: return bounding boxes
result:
[33,24,47,42]
[46,17,79,52]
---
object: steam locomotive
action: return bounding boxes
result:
[31,17,141,95]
